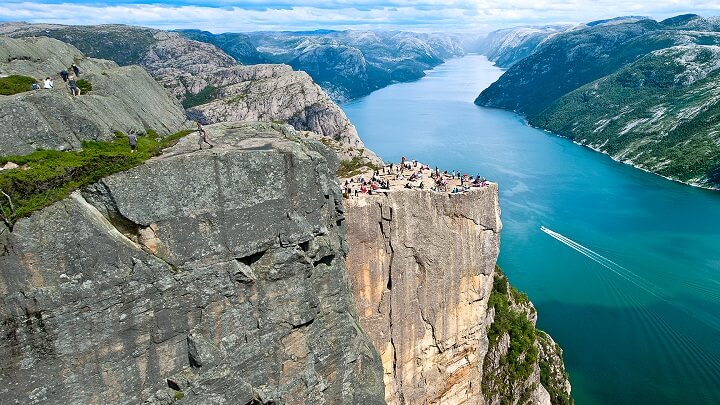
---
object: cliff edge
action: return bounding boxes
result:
[0,122,385,404]
[344,182,571,404]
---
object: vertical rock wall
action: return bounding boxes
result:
[345,186,502,404]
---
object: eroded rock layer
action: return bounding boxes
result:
[0,122,385,404]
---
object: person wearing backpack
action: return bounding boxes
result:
[71,63,80,76]
[128,133,138,153]
[59,70,69,82]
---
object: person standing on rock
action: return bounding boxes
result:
[196,121,213,149]
[68,75,80,96]
[71,63,80,77]
[128,133,138,153]
[43,77,53,89]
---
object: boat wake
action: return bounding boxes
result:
[540,226,720,334]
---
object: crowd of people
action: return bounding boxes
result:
[342,156,489,198]
[30,63,82,96]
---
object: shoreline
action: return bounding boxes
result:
[478,103,720,193]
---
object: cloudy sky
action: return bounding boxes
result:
[1,1,719,33]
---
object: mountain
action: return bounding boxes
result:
[473,25,575,68]
[0,32,570,405]
[0,22,378,163]
[179,29,465,102]
[174,29,268,64]
[475,15,720,188]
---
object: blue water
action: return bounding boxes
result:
[342,55,720,404]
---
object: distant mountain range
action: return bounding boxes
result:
[475,14,720,189]
[177,29,465,101]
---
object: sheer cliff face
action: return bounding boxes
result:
[344,186,572,404]
[0,122,385,404]
[345,186,502,404]
[0,36,189,156]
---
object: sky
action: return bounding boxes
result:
[1,1,719,33]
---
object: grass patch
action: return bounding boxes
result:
[76,79,92,93]
[182,85,217,109]
[0,75,37,95]
[337,156,381,178]
[0,129,192,227]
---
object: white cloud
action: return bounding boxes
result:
[0,1,719,33]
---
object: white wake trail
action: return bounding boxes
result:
[540,226,663,298]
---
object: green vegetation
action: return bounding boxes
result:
[0,75,37,95]
[476,18,720,188]
[336,156,381,178]
[482,266,539,403]
[173,391,185,401]
[182,85,218,109]
[76,79,92,93]
[0,129,192,227]
[487,268,538,374]
[535,50,720,187]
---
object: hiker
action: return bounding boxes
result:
[59,70,69,82]
[31,82,40,90]
[196,121,213,149]
[68,75,80,96]
[43,77,53,89]
[71,63,80,77]
[128,133,138,153]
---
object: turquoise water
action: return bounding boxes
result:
[342,55,720,404]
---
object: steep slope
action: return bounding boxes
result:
[185,30,465,101]
[0,23,373,155]
[537,44,720,187]
[345,183,571,404]
[475,15,720,188]
[0,122,386,404]
[482,269,572,405]
[175,29,268,64]
[474,25,574,68]
[0,36,188,156]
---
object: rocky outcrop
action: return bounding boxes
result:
[0,36,188,156]
[0,23,373,154]
[482,269,572,405]
[344,185,571,404]
[0,122,385,404]
[345,186,501,404]
[185,64,368,149]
